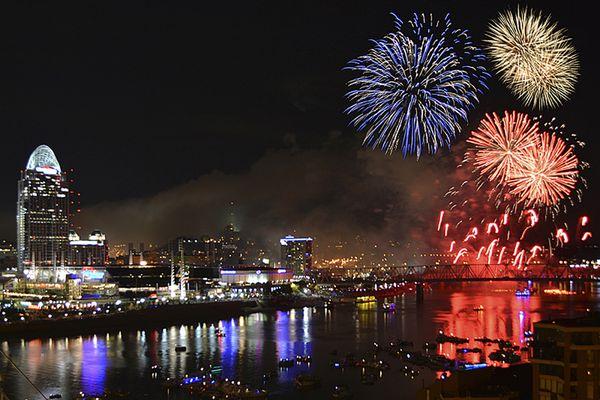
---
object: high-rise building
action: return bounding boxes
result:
[280,235,313,275]
[17,145,70,273]
[532,315,600,399]
[219,224,242,267]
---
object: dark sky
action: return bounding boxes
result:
[3,1,598,252]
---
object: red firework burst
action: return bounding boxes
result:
[467,111,539,183]
[508,132,579,207]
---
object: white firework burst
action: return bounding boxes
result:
[486,7,579,109]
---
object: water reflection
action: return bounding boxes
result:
[1,282,598,400]
[81,336,108,395]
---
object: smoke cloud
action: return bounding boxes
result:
[78,136,461,260]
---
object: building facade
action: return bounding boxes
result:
[532,316,600,400]
[219,224,242,267]
[67,230,108,266]
[280,235,313,275]
[219,266,293,285]
[16,145,70,273]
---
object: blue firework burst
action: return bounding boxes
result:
[346,14,489,157]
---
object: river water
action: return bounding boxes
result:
[1,281,598,400]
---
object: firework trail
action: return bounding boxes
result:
[346,13,488,157]
[486,7,579,109]
[436,207,583,266]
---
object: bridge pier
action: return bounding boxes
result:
[416,282,424,304]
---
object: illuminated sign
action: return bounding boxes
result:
[82,267,105,281]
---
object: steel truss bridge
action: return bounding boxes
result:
[315,264,600,282]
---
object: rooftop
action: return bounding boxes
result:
[26,145,62,174]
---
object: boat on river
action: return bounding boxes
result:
[436,332,468,344]
[331,384,353,399]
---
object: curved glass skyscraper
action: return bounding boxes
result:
[16,145,70,275]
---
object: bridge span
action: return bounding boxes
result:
[315,263,600,283]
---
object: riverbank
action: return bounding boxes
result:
[0,300,257,339]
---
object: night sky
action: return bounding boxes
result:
[4,1,598,254]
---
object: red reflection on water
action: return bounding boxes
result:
[433,282,541,365]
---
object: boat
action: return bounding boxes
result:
[332,384,353,399]
[175,345,187,352]
[278,358,295,368]
[402,365,419,376]
[489,350,521,363]
[294,374,321,390]
[515,288,531,297]
[179,375,268,399]
[456,362,488,371]
[422,342,437,351]
[473,305,484,312]
[78,391,129,399]
[49,395,62,399]
[296,354,312,363]
[456,347,482,354]
[436,332,468,345]
[355,296,376,304]
[262,371,278,382]
[355,359,390,370]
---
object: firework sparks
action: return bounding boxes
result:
[487,222,499,234]
[437,211,445,231]
[527,245,542,264]
[582,232,592,241]
[513,250,525,269]
[467,111,539,183]
[581,216,589,227]
[486,7,579,109]
[498,246,506,264]
[346,13,488,157]
[556,228,569,245]
[513,241,521,256]
[453,248,468,264]
[508,132,579,208]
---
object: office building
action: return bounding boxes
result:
[219,223,242,266]
[532,315,600,399]
[280,235,313,275]
[16,145,70,274]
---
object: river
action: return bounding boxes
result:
[1,281,598,400]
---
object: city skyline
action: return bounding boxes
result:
[2,3,599,400]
